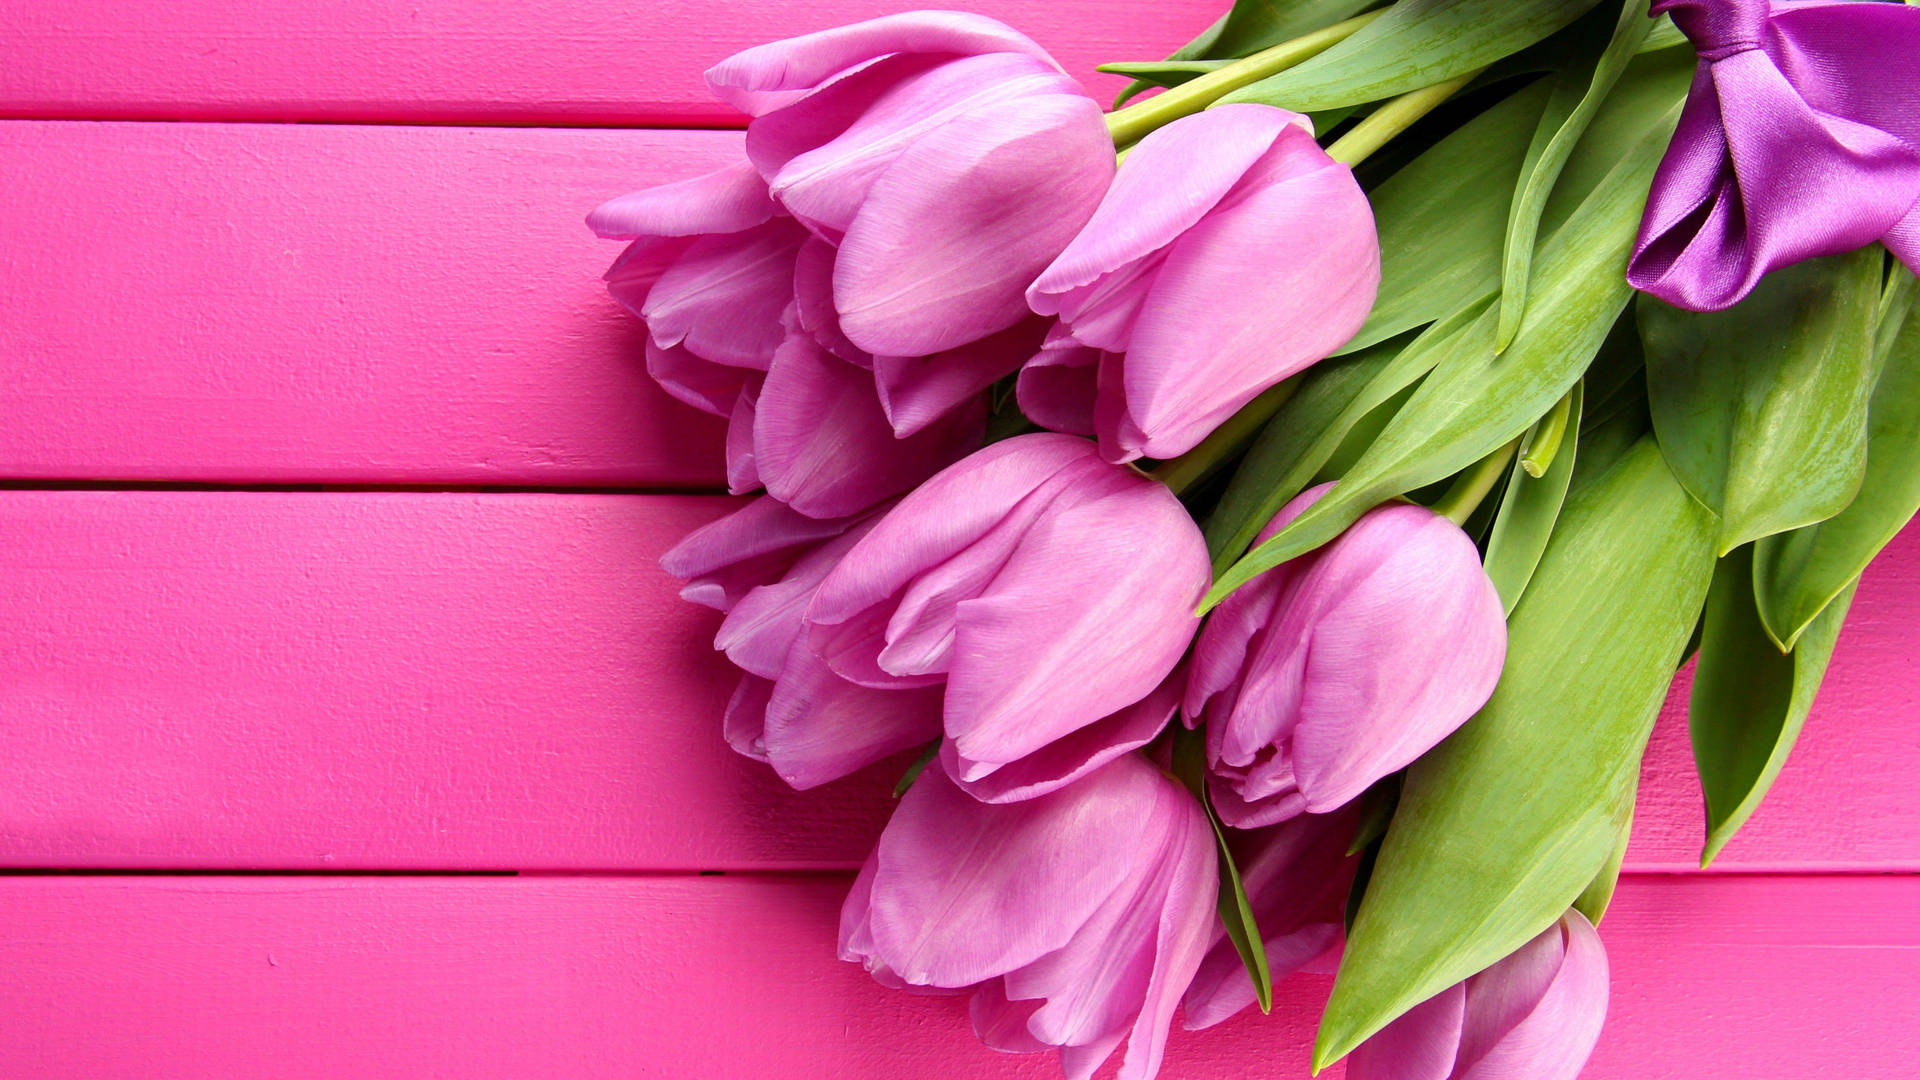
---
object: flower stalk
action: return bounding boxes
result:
[1431,436,1521,526]
[1103,11,1385,146]
[1324,69,1480,167]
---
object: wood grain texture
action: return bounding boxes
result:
[0,873,1912,1079]
[0,1,1210,125]
[0,120,724,486]
[2,488,1917,872]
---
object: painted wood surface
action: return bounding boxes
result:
[3,488,1916,873]
[0,873,1912,1079]
[0,1,1210,125]
[0,121,724,487]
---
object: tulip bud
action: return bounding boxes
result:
[1347,911,1608,1080]
[1024,104,1380,462]
[708,11,1116,357]
[1181,807,1363,1030]
[806,433,1210,786]
[840,756,1215,1080]
[1186,485,1506,827]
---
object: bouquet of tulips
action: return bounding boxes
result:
[589,1,1920,1076]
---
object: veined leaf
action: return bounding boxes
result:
[1204,302,1489,571]
[1483,381,1583,612]
[1640,247,1883,556]
[1206,62,1690,611]
[1315,437,1716,1069]
[1690,545,1856,866]
[1171,725,1272,1011]
[1496,0,1652,352]
[1572,800,1633,925]
[1222,0,1601,112]
[1343,82,1550,354]
[1754,271,1920,647]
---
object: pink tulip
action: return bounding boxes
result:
[1024,104,1380,462]
[1186,485,1506,828]
[591,167,986,518]
[707,11,1116,358]
[840,755,1215,1080]
[806,433,1210,787]
[1347,911,1609,1080]
[662,497,942,787]
[1181,807,1363,1030]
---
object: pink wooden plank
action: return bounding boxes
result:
[0,873,1912,1079]
[2,488,1917,871]
[0,1,1209,125]
[0,120,725,486]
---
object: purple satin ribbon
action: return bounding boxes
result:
[1627,0,1920,311]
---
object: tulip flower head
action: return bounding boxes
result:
[806,433,1211,787]
[1347,911,1609,1080]
[709,10,1117,357]
[1024,104,1380,462]
[841,756,1216,1080]
[1186,485,1506,828]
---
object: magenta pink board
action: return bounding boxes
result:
[1,874,1915,1080]
[2,0,1918,1076]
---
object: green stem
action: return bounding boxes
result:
[1519,388,1575,478]
[1150,377,1301,494]
[1324,69,1480,167]
[1103,11,1385,146]
[1431,437,1521,526]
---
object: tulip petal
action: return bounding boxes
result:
[1346,982,1466,1080]
[643,336,752,418]
[792,236,868,364]
[754,332,984,519]
[944,668,1181,801]
[865,763,1146,986]
[715,516,879,678]
[643,218,806,369]
[1122,126,1379,458]
[873,317,1045,437]
[945,472,1208,770]
[1028,103,1309,337]
[659,494,855,612]
[1015,342,1101,437]
[755,52,1078,238]
[587,161,778,239]
[762,647,943,790]
[722,675,773,764]
[805,433,1090,683]
[970,981,1051,1054]
[1454,915,1608,1080]
[725,382,763,496]
[835,93,1115,356]
[705,10,1063,116]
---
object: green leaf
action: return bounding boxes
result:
[1207,64,1690,611]
[1496,0,1652,352]
[1315,437,1716,1069]
[1753,270,1920,647]
[1571,800,1633,926]
[1204,303,1488,571]
[1222,0,1601,112]
[1483,381,1583,613]
[1171,725,1272,1012]
[1690,546,1856,865]
[1343,82,1551,355]
[1640,247,1883,556]
[1115,0,1380,106]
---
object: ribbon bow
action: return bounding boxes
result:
[1628,0,1920,311]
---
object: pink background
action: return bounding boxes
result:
[0,3,1914,1077]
